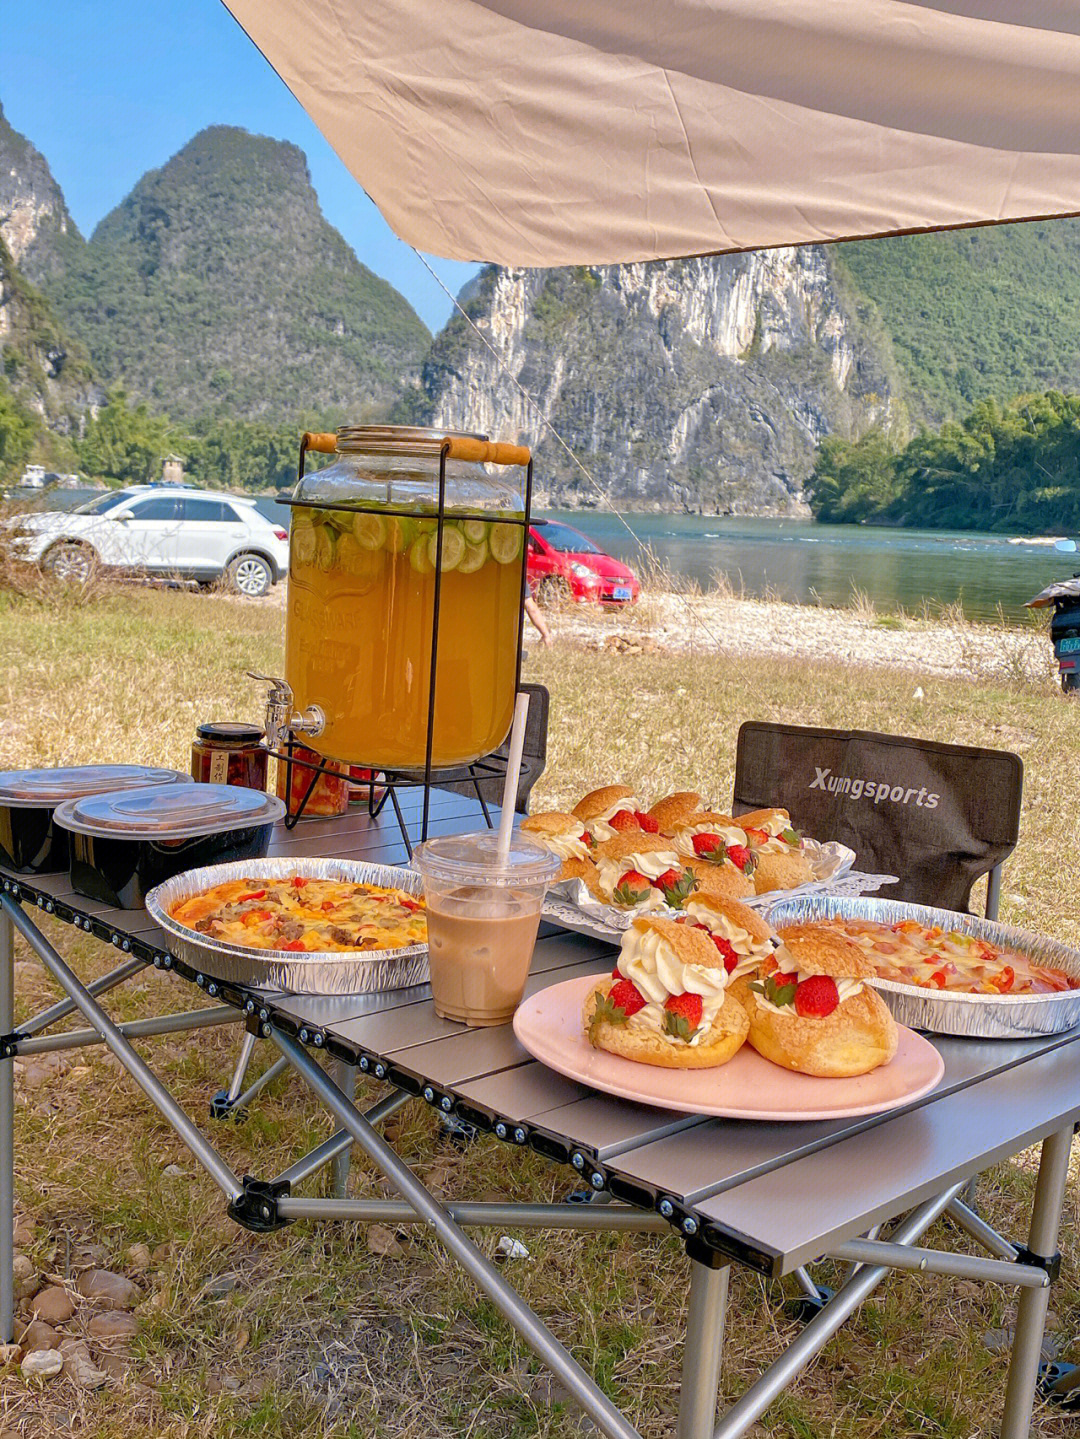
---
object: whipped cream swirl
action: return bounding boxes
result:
[583,796,641,841]
[533,821,589,861]
[615,925,729,1047]
[673,821,747,858]
[751,968,864,1017]
[682,900,769,980]
[596,849,680,893]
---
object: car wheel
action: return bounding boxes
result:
[536,575,572,607]
[42,541,97,585]
[227,553,273,598]
[1063,671,1080,694]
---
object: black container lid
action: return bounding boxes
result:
[196,723,265,745]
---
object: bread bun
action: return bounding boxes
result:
[559,856,597,885]
[633,914,725,968]
[739,807,791,831]
[753,850,814,894]
[773,923,875,979]
[686,857,755,900]
[521,810,581,836]
[594,834,680,863]
[683,895,774,948]
[738,982,897,1077]
[583,977,748,1069]
[647,792,703,831]
[573,786,636,822]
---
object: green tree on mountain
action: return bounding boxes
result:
[77,388,174,484]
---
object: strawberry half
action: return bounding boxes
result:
[611,870,652,907]
[608,809,641,833]
[635,811,660,833]
[743,827,769,847]
[663,991,704,1041]
[710,934,740,973]
[610,978,648,1016]
[691,832,725,861]
[794,974,840,1018]
[726,843,753,874]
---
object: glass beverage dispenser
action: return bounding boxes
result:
[260,426,532,781]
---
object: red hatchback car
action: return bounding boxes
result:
[527,520,641,605]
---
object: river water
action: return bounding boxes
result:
[26,487,1075,624]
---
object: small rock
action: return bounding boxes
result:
[87,1311,138,1342]
[150,1242,173,1265]
[0,1343,21,1365]
[30,1286,75,1324]
[12,1222,35,1248]
[21,1348,64,1380]
[17,1319,59,1351]
[161,1164,186,1178]
[495,1236,531,1261]
[12,1255,37,1300]
[96,1352,132,1381]
[201,1273,240,1299]
[366,1224,404,1258]
[123,1243,152,1273]
[76,1269,140,1311]
[59,1339,107,1389]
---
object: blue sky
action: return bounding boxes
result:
[1,0,481,333]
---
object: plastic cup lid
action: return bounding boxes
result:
[0,765,190,809]
[412,830,561,887]
[53,783,285,840]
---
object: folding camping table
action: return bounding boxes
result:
[1,786,1076,1439]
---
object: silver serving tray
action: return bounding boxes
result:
[146,858,429,995]
[762,894,1080,1038]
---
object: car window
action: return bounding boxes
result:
[127,497,181,521]
[74,490,139,516]
[179,497,232,522]
[538,522,600,554]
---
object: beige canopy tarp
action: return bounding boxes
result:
[224,0,1080,266]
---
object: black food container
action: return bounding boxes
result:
[53,784,286,909]
[0,765,190,875]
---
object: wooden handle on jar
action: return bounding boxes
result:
[442,436,531,467]
[302,431,338,454]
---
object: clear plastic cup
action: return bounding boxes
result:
[412,831,561,1026]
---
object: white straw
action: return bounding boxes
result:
[496,691,531,859]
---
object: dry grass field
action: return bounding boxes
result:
[0,581,1078,1439]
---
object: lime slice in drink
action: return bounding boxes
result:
[427,525,466,572]
[353,512,388,550]
[315,525,335,569]
[414,517,437,536]
[457,538,488,573]
[292,520,317,566]
[489,523,523,564]
[462,518,488,544]
[385,515,417,553]
[324,508,354,532]
[409,533,436,574]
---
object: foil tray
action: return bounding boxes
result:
[761,894,1080,1039]
[145,858,429,995]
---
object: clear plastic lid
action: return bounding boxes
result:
[412,830,561,888]
[53,783,286,840]
[0,765,190,809]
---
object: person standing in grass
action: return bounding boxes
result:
[525,584,554,647]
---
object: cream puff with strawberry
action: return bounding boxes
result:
[573,786,653,843]
[680,895,776,983]
[736,921,897,1077]
[647,791,703,833]
[671,813,756,898]
[738,808,814,893]
[589,835,697,912]
[520,811,595,883]
[583,916,749,1069]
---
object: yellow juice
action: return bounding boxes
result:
[284,510,523,769]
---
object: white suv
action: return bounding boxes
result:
[16,487,291,597]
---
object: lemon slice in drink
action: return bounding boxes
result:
[457,538,488,573]
[462,519,488,544]
[409,533,435,574]
[489,523,523,564]
[386,516,416,553]
[427,525,466,572]
[315,525,335,569]
[353,512,388,550]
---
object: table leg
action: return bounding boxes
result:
[332,1062,355,1198]
[678,1260,729,1439]
[226,1031,258,1104]
[0,908,12,1343]
[1000,1124,1074,1439]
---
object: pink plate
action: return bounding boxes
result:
[513,973,945,1120]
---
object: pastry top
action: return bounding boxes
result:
[774,922,875,979]
[573,785,637,822]
[682,895,774,948]
[522,810,582,836]
[595,833,680,863]
[739,807,792,833]
[647,791,703,830]
[630,915,728,972]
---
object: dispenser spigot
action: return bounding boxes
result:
[248,673,325,751]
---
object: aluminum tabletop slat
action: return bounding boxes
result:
[694,1037,1080,1275]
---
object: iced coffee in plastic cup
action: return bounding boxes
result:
[412,832,561,1026]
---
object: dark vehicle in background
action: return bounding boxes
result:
[527,520,640,606]
[1027,549,1080,692]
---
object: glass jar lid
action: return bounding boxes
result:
[0,765,190,809]
[196,723,265,745]
[334,425,487,457]
[412,830,561,887]
[53,784,285,840]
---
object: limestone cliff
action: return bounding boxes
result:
[413,252,900,511]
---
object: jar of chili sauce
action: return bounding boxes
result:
[191,723,268,791]
[276,745,350,818]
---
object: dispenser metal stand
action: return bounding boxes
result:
[256,434,534,856]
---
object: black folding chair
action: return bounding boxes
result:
[732,721,1023,918]
[437,683,549,816]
